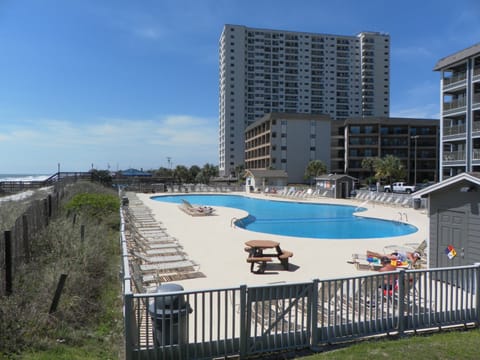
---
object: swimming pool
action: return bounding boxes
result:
[152,194,417,239]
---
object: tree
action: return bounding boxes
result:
[89,169,112,186]
[233,164,245,182]
[361,157,378,184]
[196,163,219,184]
[188,165,201,183]
[154,167,173,178]
[173,165,189,183]
[374,155,406,186]
[304,160,327,184]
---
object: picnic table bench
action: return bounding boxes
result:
[245,240,293,274]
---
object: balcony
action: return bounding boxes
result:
[473,149,480,160]
[474,67,480,80]
[473,93,480,107]
[443,73,466,87]
[443,98,466,113]
[443,124,466,137]
[473,122,480,133]
[443,151,465,162]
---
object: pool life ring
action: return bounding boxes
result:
[445,245,457,259]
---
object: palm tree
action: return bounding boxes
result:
[304,160,327,185]
[188,165,201,183]
[196,163,219,184]
[233,164,245,182]
[361,157,377,183]
[374,155,406,186]
[173,165,189,184]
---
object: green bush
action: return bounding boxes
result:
[65,193,119,218]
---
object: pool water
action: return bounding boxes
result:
[152,194,417,239]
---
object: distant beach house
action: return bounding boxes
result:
[244,169,288,192]
[119,168,152,177]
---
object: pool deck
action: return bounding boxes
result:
[134,192,429,291]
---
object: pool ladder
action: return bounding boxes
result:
[231,217,245,228]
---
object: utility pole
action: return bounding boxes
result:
[411,135,419,184]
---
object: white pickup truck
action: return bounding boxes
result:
[383,182,416,194]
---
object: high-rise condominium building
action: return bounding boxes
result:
[219,24,390,177]
[434,43,480,181]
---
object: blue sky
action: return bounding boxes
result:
[1,0,479,174]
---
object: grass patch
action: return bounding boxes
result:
[298,329,480,359]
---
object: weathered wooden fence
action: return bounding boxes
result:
[0,177,85,296]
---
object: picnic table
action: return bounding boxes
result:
[244,240,293,274]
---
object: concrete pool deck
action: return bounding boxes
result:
[134,192,429,291]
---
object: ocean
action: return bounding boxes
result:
[0,174,51,182]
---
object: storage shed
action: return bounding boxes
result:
[315,174,356,199]
[413,172,480,269]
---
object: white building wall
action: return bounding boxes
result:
[219,25,390,176]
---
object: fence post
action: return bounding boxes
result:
[239,284,247,359]
[4,231,13,295]
[475,263,480,324]
[49,274,68,314]
[48,194,52,218]
[398,269,406,335]
[43,199,49,226]
[80,225,85,243]
[124,293,134,360]
[310,279,319,350]
[22,215,30,263]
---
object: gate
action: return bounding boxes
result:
[242,282,314,357]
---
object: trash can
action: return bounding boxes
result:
[148,284,192,346]
[121,196,129,206]
[413,198,421,209]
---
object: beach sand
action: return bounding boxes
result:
[134,192,428,291]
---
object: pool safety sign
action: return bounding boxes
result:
[445,245,457,260]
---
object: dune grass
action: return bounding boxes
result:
[0,182,123,359]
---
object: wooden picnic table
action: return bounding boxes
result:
[244,240,293,274]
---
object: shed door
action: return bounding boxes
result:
[436,209,466,268]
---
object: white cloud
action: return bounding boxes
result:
[393,46,433,58]
[0,115,218,173]
[391,104,440,119]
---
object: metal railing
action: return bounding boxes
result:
[443,124,466,137]
[443,151,466,162]
[443,99,466,112]
[122,267,479,359]
[473,149,480,160]
[443,73,466,87]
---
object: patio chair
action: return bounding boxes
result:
[384,239,427,260]
[179,199,215,216]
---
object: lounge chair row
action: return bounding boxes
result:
[123,192,204,292]
[353,190,413,207]
[267,187,330,200]
[179,199,216,216]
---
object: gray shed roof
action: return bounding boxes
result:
[433,43,480,71]
[315,174,357,181]
[245,169,288,178]
[413,172,480,198]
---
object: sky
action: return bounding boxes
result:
[1,0,480,174]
